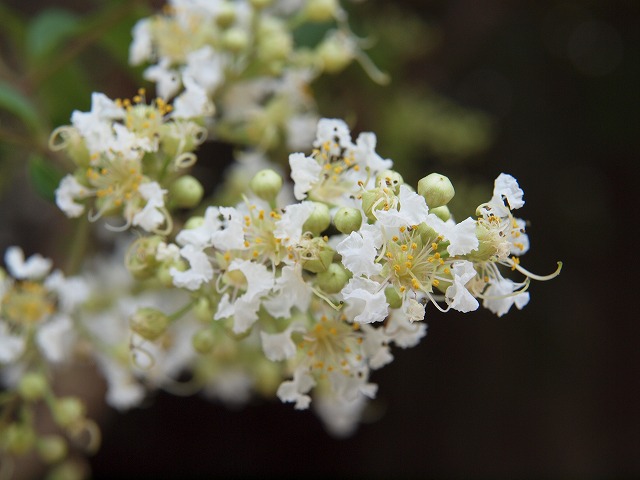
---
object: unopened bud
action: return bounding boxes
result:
[38,435,68,464]
[4,424,36,455]
[125,236,162,279]
[216,2,236,28]
[169,175,204,209]
[385,287,403,309]
[53,397,85,428]
[333,207,362,234]
[192,329,215,354]
[430,205,451,222]
[222,27,249,52]
[305,0,339,22]
[317,34,354,73]
[301,238,335,273]
[418,173,455,208]
[250,0,273,8]
[302,202,331,235]
[250,169,283,202]
[316,263,351,293]
[18,372,48,401]
[130,307,170,341]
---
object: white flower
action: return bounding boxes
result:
[4,246,52,280]
[96,355,146,410]
[313,118,353,153]
[55,175,89,218]
[336,224,383,278]
[289,152,322,200]
[171,244,214,290]
[360,324,394,370]
[341,277,388,324]
[132,182,167,232]
[44,271,89,312]
[182,46,225,94]
[313,391,369,438]
[482,277,530,317]
[144,58,182,99]
[156,242,181,262]
[384,309,427,349]
[277,365,316,410]
[214,259,273,334]
[425,215,479,256]
[129,18,153,65]
[352,132,392,174]
[376,185,429,228]
[445,261,479,313]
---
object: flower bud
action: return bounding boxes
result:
[376,169,404,193]
[305,0,339,22]
[47,461,87,480]
[222,27,249,52]
[385,287,403,309]
[302,202,331,236]
[4,424,36,455]
[317,34,354,73]
[250,169,283,202]
[417,222,439,244]
[53,397,85,428]
[257,28,292,64]
[316,263,351,293]
[301,238,335,273]
[184,215,205,230]
[250,0,273,8]
[333,207,362,234]
[130,307,170,341]
[216,2,236,28]
[418,173,455,208]
[18,372,48,401]
[38,435,68,464]
[169,175,204,209]
[193,297,214,323]
[192,329,215,354]
[125,236,162,279]
[430,205,451,222]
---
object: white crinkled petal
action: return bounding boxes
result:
[493,173,525,210]
[289,152,322,200]
[36,315,73,363]
[483,278,530,317]
[132,182,167,232]
[171,245,213,290]
[353,132,393,173]
[55,175,88,218]
[336,224,383,278]
[384,309,428,348]
[129,19,153,66]
[274,201,316,245]
[144,59,182,99]
[183,45,225,94]
[263,265,312,318]
[4,246,52,280]
[44,271,89,312]
[445,261,479,313]
[260,323,305,362]
[277,366,316,410]
[212,207,246,251]
[172,75,215,119]
[0,323,25,363]
[341,277,388,324]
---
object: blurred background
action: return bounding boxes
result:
[1,0,638,478]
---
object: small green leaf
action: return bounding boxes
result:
[26,9,80,62]
[28,155,64,202]
[0,81,40,132]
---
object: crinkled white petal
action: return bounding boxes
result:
[493,173,525,210]
[132,182,167,232]
[44,270,89,312]
[425,215,479,256]
[341,277,388,324]
[0,323,25,363]
[353,132,393,173]
[182,45,225,94]
[144,58,182,99]
[172,75,215,119]
[274,201,316,246]
[277,366,316,410]
[4,246,52,280]
[289,152,322,200]
[129,18,153,66]
[212,207,246,251]
[384,309,428,348]
[171,245,213,290]
[313,118,353,152]
[260,323,305,362]
[376,185,429,228]
[263,265,312,318]
[482,278,530,317]
[36,315,73,363]
[336,224,383,278]
[55,175,88,218]
[445,261,479,313]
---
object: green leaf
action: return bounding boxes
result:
[28,155,64,202]
[26,8,80,62]
[0,81,40,132]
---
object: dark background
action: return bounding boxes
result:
[1,0,638,478]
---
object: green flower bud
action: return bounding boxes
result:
[130,307,170,341]
[4,424,36,455]
[38,435,68,464]
[130,307,171,341]
[417,222,439,244]
[222,27,249,52]
[157,259,186,288]
[46,461,87,480]
[192,329,215,354]
[376,169,404,193]
[385,287,403,309]
[125,236,162,279]
[317,34,354,73]
[418,173,455,208]
[215,2,236,28]
[305,0,338,22]
[333,207,362,234]
[257,29,292,64]
[316,263,351,293]
[53,397,85,429]
[430,205,451,222]
[184,215,205,230]
[250,0,273,8]
[169,175,204,209]
[254,359,281,396]
[193,297,214,323]
[18,372,48,401]
[302,202,331,236]
[301,238,335,273]
[361,190,384,222]
[250,169,283,202]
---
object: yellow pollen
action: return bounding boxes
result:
[385,252,393,258]
[393,265,401,272]
[444,268,451,275]
[400,226,406,232]
[407,255,414,260]
[411,243,417,249]
[412,279,420,289]
[253,251,259,257]
[432,279,440,287]
[431,242,438,250]
[405,261,412,268]
[401,245,408,252]
[434,252,441,259]
[392,236,399,242]
[244,241,250,247]
[354,165,360,171]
